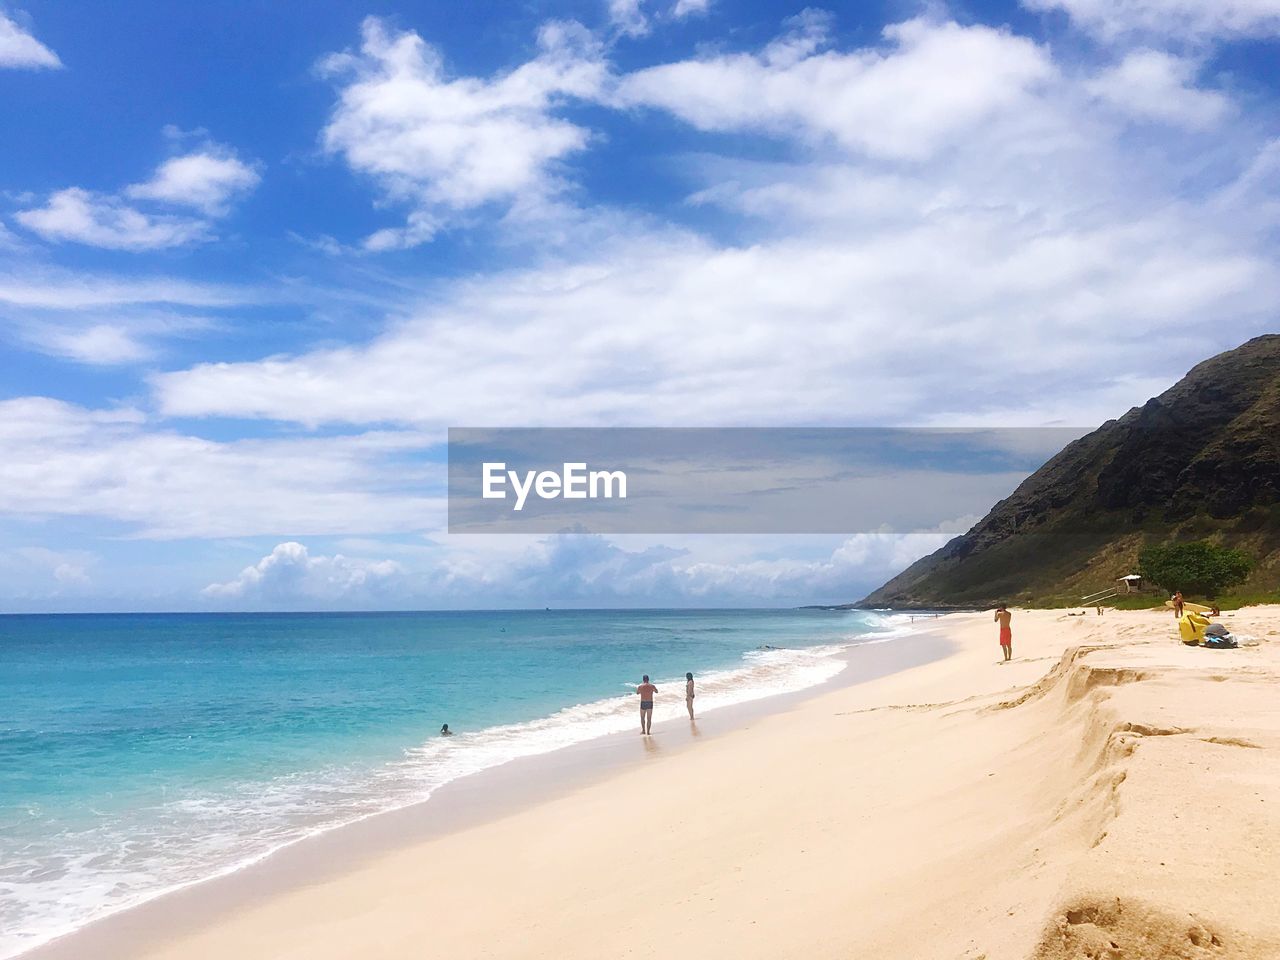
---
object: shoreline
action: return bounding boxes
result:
[19,620,953,960]
[26,606,1280,959]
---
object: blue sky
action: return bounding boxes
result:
[1,0,1278,611]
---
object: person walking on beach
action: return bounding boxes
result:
[995,605,1013,662]
[1172,591,1184,618]
[685,672,696,720]
[636,675,658,735]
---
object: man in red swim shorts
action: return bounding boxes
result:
[995,605,1013,662]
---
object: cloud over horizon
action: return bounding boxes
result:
[198,530,962,609]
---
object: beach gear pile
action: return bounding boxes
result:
[1178,611,1239,649]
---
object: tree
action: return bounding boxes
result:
[1138,541,1253,597]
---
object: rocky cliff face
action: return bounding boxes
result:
[858,335,1280,608]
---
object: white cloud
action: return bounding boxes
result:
[14,139,258,250]
[319,16,607,249]
[672,0,711,19]
[151,208,1277,430]
[0,265,351,367]
[1086,50,1230,129]
[202,542,406,602]
[197,532,954,608]
[0,547,96,599]
[615,15,1055,160]
[52,561,91,584]
[0,269,247,309]
[0,9,60,69]
[1212,137,1280,227]
[607,0,649,37]
[14,188,211,250]
[1023,0,1280,40]
[24,323,155,365]
[0,398,443,539]
[126,148,260,215]
[0,266,240,365]
[148,15,1279,435]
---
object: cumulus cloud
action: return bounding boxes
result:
[149,14,1278,432]
[0,547,96,591]
[497,532,954,605]
[318,16,607,249]
[202,541,406,602]
[1022,0,1280,41]
[615,15,1055,160]
[151,207,1276,430]
[14,140,258,250]
[1086,50,1230,129]
[15,188,212,250]
[126,148,260,215]
[0,9,60,68]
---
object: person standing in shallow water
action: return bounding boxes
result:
[685,672,695,720]
[636,675,658,735]
[995,605,1013,662]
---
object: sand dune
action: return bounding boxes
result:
[40,607,1280,960]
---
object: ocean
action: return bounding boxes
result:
[0,608,906,957]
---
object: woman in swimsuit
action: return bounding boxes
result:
[685,672,695,719]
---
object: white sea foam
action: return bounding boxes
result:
[0,612,914,959]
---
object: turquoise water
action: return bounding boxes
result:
[0,608,902,957]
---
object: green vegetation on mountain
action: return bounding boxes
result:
[858,335,1280,609]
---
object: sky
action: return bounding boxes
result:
[0,0,1277,611]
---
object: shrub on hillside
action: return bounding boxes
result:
[1138,540,1253,597]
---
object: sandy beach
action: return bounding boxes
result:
[33,607,1280,960]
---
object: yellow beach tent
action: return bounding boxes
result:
[1178,612,1211,645]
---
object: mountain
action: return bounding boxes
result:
[858,334,1280,609]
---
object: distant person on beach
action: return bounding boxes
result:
[995,605,1013,662]
[636,675,658,735]
[1172,591,1184,618]
[440,724,453,736]
[685,672,695,719]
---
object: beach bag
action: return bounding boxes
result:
[1203,634,1238,649]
